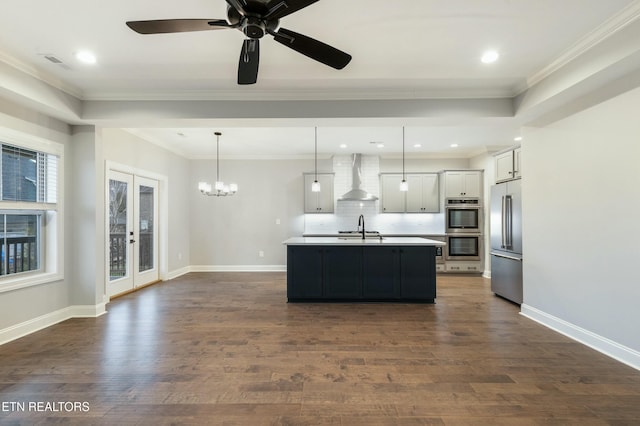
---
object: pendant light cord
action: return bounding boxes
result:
[314,127,318,180]
[215,131,221,183]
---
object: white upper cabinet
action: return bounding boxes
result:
[444,171,482,199]
[381,173,439,213]
[304,173,334,213]
[380,173,405,213]
[494,146,522,183]
[495,150,515,182]
[406,174,439,213]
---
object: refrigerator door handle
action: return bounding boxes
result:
[490,251,522,261]
[501,196,506,248]
[505,195,513,250]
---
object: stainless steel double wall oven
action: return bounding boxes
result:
[445,198,482,261]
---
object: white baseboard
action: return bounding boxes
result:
[521,304,640,371]
[0,303,107,346]
[166,266,191,281]
[482,271,491,279]
[190,265,286,272]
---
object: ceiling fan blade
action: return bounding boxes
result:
[238,39,260,85]
[273,27,351,70]
[226,0,249,16]
[126,19,231,34]
[265,0,320,20]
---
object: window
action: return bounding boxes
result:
[0,214,39,275]
[0,137,61,289]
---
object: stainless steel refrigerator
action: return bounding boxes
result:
[490,179,523,304]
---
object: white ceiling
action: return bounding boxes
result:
[1,0,638,157]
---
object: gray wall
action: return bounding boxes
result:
[189,159,311,267]
[522,85,640,353]
[68,125,105,306]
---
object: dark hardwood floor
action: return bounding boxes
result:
[1,272,639,425]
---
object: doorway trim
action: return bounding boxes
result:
[105,161,168,301]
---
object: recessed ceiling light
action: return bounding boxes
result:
[481,50,499,64]
[450,143,459,148]
[75,50,97,64]
[514,136,523,141]
[339,144,347,149]
[413,144,422,148]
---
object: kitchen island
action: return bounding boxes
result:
[283,237,445,303]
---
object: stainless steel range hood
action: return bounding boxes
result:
[338,154,378,201]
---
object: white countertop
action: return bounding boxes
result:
[283,237,446,246]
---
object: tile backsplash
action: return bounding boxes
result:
[304,155,445,235]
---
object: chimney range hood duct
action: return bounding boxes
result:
[338,154,378,201]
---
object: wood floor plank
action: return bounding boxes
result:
[0,272,639,424]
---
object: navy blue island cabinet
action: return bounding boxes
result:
[285,240,438,303]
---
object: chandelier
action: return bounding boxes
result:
[198,132,238,196]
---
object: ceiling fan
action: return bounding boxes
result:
[126,0,352,85]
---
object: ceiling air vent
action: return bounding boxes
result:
[44,55,63,64]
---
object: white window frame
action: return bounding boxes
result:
[0,128,64,293]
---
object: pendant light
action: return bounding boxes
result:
[198,131,238,197]
[311,127,321,192]
[399,126,408,192]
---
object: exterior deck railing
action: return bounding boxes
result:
[1,236,38,276]
[109,232,153,279]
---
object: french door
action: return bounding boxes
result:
[108,171,159,297]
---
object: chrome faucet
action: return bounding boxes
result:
[357,214,365,239]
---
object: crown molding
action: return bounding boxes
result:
[0,50,84,99]
[526,0,640,90]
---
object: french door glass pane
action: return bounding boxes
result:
[138,185,154,272]
[109,179,128,280]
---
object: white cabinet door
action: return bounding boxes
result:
[462,172,482,198]
[495,150,514,182]
[444,172,465,198]
[405,175,423,213]
[421,174,440,212]
[304,173,334,213]
[445,171,482,198]
[381,174,405,213]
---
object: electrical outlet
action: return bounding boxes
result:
[178,252,183,260]
[259,251,264,257]
[275,218,281,225]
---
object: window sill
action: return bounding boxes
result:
[0,272,64,294]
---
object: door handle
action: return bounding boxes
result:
[501,196,506,248]
[505,195,513,249]
[491,251,522,261]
